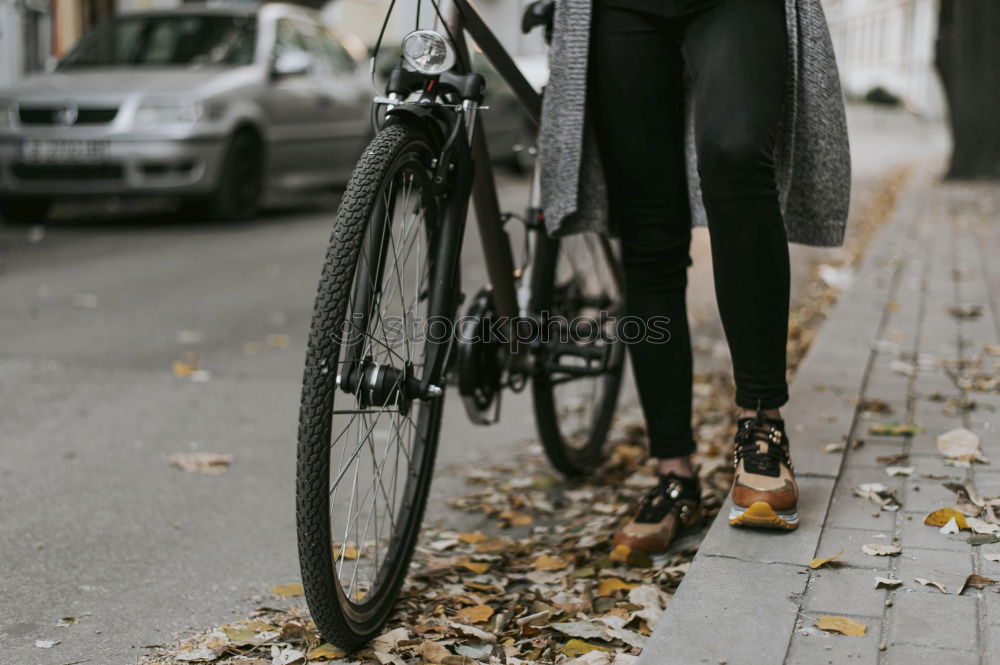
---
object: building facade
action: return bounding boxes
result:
[823,0,946,117]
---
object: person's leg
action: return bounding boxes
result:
[588,3,695,470]
[682,0,800,530]
[682,0,790,413]
[589,3,702,552]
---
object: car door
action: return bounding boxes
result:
[295,20,371,184]
[259,17,338,191]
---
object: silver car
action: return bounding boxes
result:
[0,3,372,222]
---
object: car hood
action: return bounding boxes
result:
[3,67,258,101]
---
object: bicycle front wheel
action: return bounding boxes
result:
[297,121,444,651]
[531,233,626,477]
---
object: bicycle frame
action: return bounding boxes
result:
[437,0,543,320]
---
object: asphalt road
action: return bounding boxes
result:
[0,106,946,665]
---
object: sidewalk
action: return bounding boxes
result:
[639,169,1000,665]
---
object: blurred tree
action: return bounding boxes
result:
[935,0,1000,179]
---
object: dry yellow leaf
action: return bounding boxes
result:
[455,604,494,624]
[269,583,304,597]
[458,532,487,544]
[809,550,845,569]
[499,510,534,526]
[308,643,346,660]
[475,537,512,553]
[420,641,452,663]
[459,559,489,574]
[609,544,631,562]
[172,358,198,378]
[265,334,290,349]
[924,508,969,530]
[333,544,360,560]
[533,554,567,571]
[560,639,612,658]
[222,626,256,644]
[596,577,637,596]
[815,616,866,637]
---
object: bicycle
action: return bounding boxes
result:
[296,0,625,650]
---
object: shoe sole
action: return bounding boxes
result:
[728,501,799,530]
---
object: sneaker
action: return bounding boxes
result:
[613,473,702,554]
[727,412,799,530]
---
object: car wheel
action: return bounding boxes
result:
[0,197,52,224]
[181,131,263,222]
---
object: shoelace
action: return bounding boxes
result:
[635,478,693,523]
[733,413,792,477]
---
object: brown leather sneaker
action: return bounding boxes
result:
[728,412,799,530]
[613,473,702,554]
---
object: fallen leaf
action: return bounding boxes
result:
[858,398,894,414]
[474,537,512,553]
[266,334,290,349]
[885,466,914,477]
[853,483,901,511]
[444,620,496,644]
[458,559,489,574]
[984,552,1000,562]
[874,577,903,589]
[868,422,922,436]
[168,452,232,474]
[876,453,910,465]
[498,510,534,526]
[958,574,998,595]
[948,303,983,320]
[968,534,1000,546]
[172,352,200,378]
[608,544,631,563]
[308,643,345,661]
[560,639,613,658]
[815,616,866,637]
[223,626,257,645]
[533,554,568,571]
[915,577,948,593]
[57,616,78,626]
[937,428,987,463]
[270,645,305,665]
[862,544,901,556]
[455,605,493,624]
[809,550,845,569]
[924,508,969,529]
[333,544,360,560]
[269,583,304,597]
[940,517,961,534]
[966,517,1000,535]
[596,577,637,596]
[35,640,60,649]
[420,641,452,663]
[457,532,487,544]
[822,442,845,453]
[176,647,219,662]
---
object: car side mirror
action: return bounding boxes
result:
[271,50,313,78]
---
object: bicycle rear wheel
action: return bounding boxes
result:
[297,122,444,651]
[531,233,625,477]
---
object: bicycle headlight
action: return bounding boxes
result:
[402,30,456,76]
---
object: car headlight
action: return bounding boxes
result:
[134,101,205,127]
[402,30,456,75]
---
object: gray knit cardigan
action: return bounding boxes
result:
[537,0,851,247]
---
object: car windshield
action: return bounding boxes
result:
[58,14,257,69]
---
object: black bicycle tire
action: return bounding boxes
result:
[531,236,625,477]
[296,121,444,652]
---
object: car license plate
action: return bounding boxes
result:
[19,139,109,163]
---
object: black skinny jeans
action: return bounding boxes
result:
[588,0,791,459]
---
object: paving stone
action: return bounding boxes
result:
[888,591,977,650]
[786,616,882,665]
[636,556,807,665]
[896,547,973,594]
[826,468,904,531]
[843,438,909,468]
[908,454,962,481]
[816,527,893,570]
[898,511,969,551]
[883,644,978,665]
[803,567,892,617]
[697,477,835,566]
[900,477,963,514]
